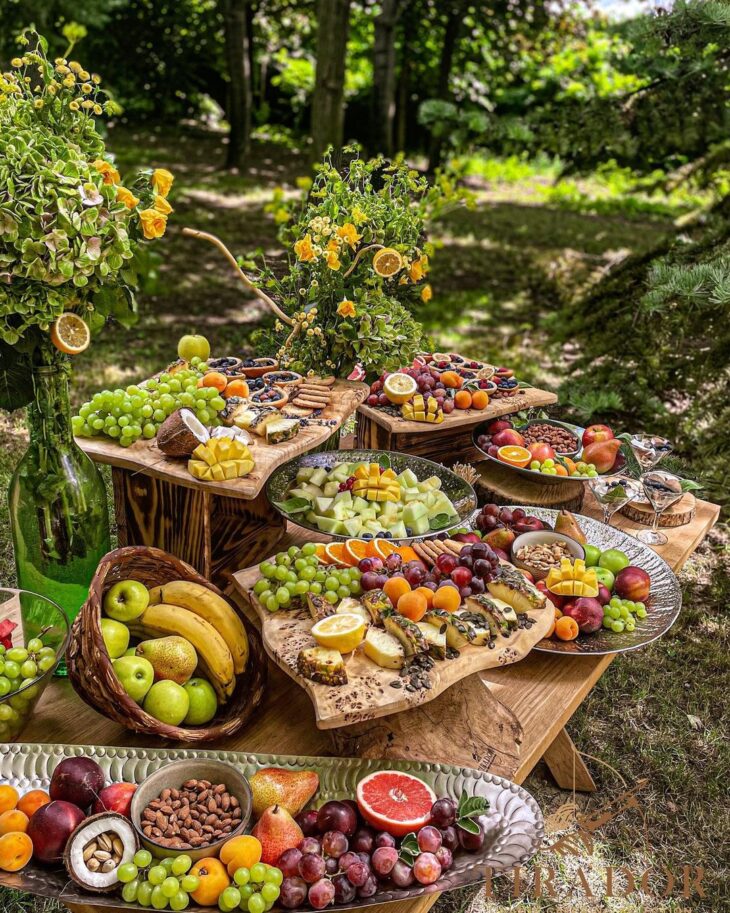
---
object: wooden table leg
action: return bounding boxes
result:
[542,727,596,792]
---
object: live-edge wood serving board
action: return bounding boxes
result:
[233,560,554,730]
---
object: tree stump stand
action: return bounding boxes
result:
[475,460,585,511]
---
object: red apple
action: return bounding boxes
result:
[596,584,612,606]
[491,547,510,562]
[536,580,564,609]
[528,442,555,463]
[582,439,622,474]
[492,429,525,448]
[513,517,547,534]
[483,527,516,551]
[487,419,512,434]
[613,566,651,602]
[563,597,604,634]
[582,424,614,447]
[27,801,85,863]
[452,532,482,544]
[92,782,137,818]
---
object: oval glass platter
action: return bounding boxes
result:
[266,449,477,542]
[0,743,543,912]
[476,507,682,656]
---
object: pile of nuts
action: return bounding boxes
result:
[82,830,125,874]
[515,540,573,573]
[521,423,579,454]
[140,779,242,849]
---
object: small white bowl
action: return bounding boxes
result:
[511,530,585,581]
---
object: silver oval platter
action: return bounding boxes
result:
[490,507,682,656]
[266,449,477,542]
[0,743,543,911]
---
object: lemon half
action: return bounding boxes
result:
[311,613,366,653]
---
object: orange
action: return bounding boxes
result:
[0,787,18,815]
[0,810,28,835]
[440,371,462,389]
[220,834,262,877]
[395,545,419,563]
[314,544,330,565]
[198,372,228,393]
[454,390,472,409]
[343,539,369,567]
[496,445,532,468]
[16,790,49,819]
[324,542,347,565]
[49,313,90,355]
[397,591,428,622]
[0,832,32,872]
[190,857,230,906]
[224,379,249,399]
[413,586,435,609]
[555,464,568,477]
[432,585,461,613]
[373,248,404,277]
[555,616,579,641]
[372,539,398,560]
[383,576,411,606]
[471,390,489,410]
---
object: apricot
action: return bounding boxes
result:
[198,372,227,393]
[190,857,230,906]
[440,371,462,389]
[16,790,50,819]
[220,834,262,877]
[224,379,249,399]
[396,591,428,622]
[454,390,472,409]
[0,831,33,871]
[383,576,411,606]
[471,390,489,410]
[432,585,461,613]
[0,786,18,814]
[413,586,435,609]
[555,616,579,641]
[0,810,28,835]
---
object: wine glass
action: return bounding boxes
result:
[637,470,684,546]
[629,434,672,472]
[588,474,642,527]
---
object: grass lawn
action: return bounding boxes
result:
[0,128,727,912]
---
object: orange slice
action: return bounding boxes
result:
[344,539,369,566]
[314,544,330,565]
[395,545,420,563]
[373,248,403,277]
[496,445,532,468]
[372,539,398,560]
[49,313,90,355]
[324,542,348,565]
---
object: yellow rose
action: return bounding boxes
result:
[336,222,362,249]
[153,194,173,215]
[420,283,433,303]
[294,234,316,262]
[116,186,140,210]
[93,159,120,185]
[139,208,168,240]
[337,299,356,318]
[325,249,341,271]
[151,168,174,197]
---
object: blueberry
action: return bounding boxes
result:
[385,531,393,538]
[362,533,373,540]
[376,531,385,538]
[405,527,413,536]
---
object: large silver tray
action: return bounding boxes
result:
[490,507,682,656]
[0,743,542,911]
[266,449,477,542]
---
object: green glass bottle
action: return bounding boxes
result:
[8,363,110,673]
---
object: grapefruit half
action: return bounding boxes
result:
[356,770,436,836]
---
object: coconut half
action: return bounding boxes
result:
[157,408,210,457]
[64,812,138,894]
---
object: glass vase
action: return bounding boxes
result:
[7,362,110,673]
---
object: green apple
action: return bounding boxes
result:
[598,548,630,575]
[593,566,615,590]
[583,544,601,567]
[143,680,190,726]
[101,618,130,659]
[182,678,218,725]
[114,655,154,703]
[104,580,150,622]
[177,334,210,362]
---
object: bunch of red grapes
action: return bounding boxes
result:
[278,797,485,910]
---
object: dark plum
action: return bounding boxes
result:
[296,809,320,837]
[317,800,357,836]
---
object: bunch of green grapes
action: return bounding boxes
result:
[602,596,647,633]
[219,862,283,913]
[254,543,362,612]
[117,850,198,911]
[73,359,226,448]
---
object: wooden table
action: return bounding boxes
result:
[356,386,558,464]
[76,381,367,585]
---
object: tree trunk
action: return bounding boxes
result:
[311,0,352,162]
[372,0,402,156]
[222,0,253,170]
[428,3,462,172]
[394,5,414,153]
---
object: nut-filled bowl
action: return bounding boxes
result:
[511,530,585,581]
[130,759,251,860]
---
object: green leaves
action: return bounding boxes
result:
[397,832,420,866]
[455,789,490,834]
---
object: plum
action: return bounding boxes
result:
[564,597,604,634]
[614,566,651,602]
[49,757,105,810]
[27,801,85,863]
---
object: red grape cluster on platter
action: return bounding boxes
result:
[367,366,456,414]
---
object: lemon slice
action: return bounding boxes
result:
[50,313,90,355]
[311,613,365,653]
[373,248,403,277]
[383,372,417,404]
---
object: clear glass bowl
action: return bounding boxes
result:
[0,588,70,742]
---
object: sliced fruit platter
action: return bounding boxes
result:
[474,417,626,483]
[469,503,682,655]
[266,450,477,541]
[0,743,542,912]
[236,532,553,729]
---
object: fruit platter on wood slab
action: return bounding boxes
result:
[71,335,368,500]
[0,743,543,912]
[468,504,682,654]
[233,529,553,729]
[266,450,477,542]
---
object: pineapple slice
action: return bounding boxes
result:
[487,564,547,613]
[363,627,405,669]
[416,621,447,658]
[297,646,347,685]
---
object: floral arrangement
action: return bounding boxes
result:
[251,151,462,378]
[0,32,173,408]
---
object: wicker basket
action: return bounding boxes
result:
[67,546,267,742]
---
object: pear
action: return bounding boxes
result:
[250,767,320,818]
[252,804,304,865]
[554,510,587,544]
[135,636,197,685]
